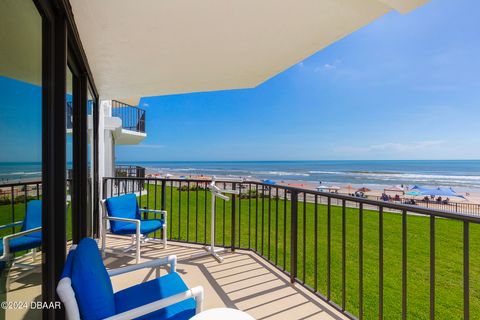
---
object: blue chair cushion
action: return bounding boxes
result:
[22,200,42,239]
[71,238,116,320]
[106,194,141,233]
[114,272,196,320]
[0,235,41,256]
[113,219,164,236]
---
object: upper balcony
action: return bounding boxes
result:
[111,100,146,134]
[66,100,147,145]
[104,100,147,145]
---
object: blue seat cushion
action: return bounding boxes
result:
[113,219,164,236]
[0,235,41,255]
[71,238,116,320]
[106,194,141,233]
[114,272,196,320]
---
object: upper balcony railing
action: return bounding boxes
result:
[67,101,73,130]
[115,165,146,178]
[66,101,93,131]
[111,100,146,133]
[102,176,480,320]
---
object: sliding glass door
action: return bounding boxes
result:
[0,0,43,317]
[1,1,99,317]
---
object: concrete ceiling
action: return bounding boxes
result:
[2,0,429,102]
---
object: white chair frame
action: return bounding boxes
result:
[57,251,204,320]
[0,222,41,290]
[100,199,167,264]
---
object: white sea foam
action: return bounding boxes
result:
[309,171,344,175]
[256,171,310,177]
[310,170,480,182]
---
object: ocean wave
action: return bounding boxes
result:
[148,167,248,173]
[256,171,310,177]
[309,170,480,181]
[0,171,41,176]
[308,171,343,174]
[350,172,480,181]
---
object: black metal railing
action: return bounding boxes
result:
[369,196,480,215]
[115,165,146,178]
[103,176,480,320]
[112,166,146,195]
[111,100,146,133]
[0,181,43,237]
[66,101,73,130]
[0,180,75,241]
[66,100,93,130]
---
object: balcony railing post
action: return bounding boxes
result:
[161,180,167,211]
[290,190,298,284]
[231,183,237,252]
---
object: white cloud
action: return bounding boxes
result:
[323,63,336,70]
[313,60,341,72]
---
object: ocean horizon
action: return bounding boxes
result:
[2,160,480,191]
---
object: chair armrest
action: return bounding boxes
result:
[104,286,204,320]
[0,221,22,231]
[104,216,140,225]
[2,227,42,257]
[139,209,167,217]
[108,255,177,277]
[3,227,41,241]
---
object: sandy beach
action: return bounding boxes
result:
[145,172,480,206]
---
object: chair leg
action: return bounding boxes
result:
[163,226,167,249]
[6,273,11,292]
[101,228,107,259]
[136,231,141,264]
[32,248,37,262]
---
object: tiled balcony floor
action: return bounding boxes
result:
[5,235,348,320]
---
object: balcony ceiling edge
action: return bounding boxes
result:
[70,0,430,100]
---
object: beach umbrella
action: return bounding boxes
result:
[357,187,371,192]
[262,179,276,185]
[406,190,422,196]
[411,186,465,198]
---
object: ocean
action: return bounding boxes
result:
[123,160,480,192]
[0,162,42,183]
[2,160,480,191]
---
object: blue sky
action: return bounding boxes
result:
[117,0,480,161]
[2,0,480,162]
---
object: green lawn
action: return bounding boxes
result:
[138,184,480,320]
[0,184,478,319]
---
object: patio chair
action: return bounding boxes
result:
[101,194,167,264]
[57,238,203,320]
[0,200,42,289]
